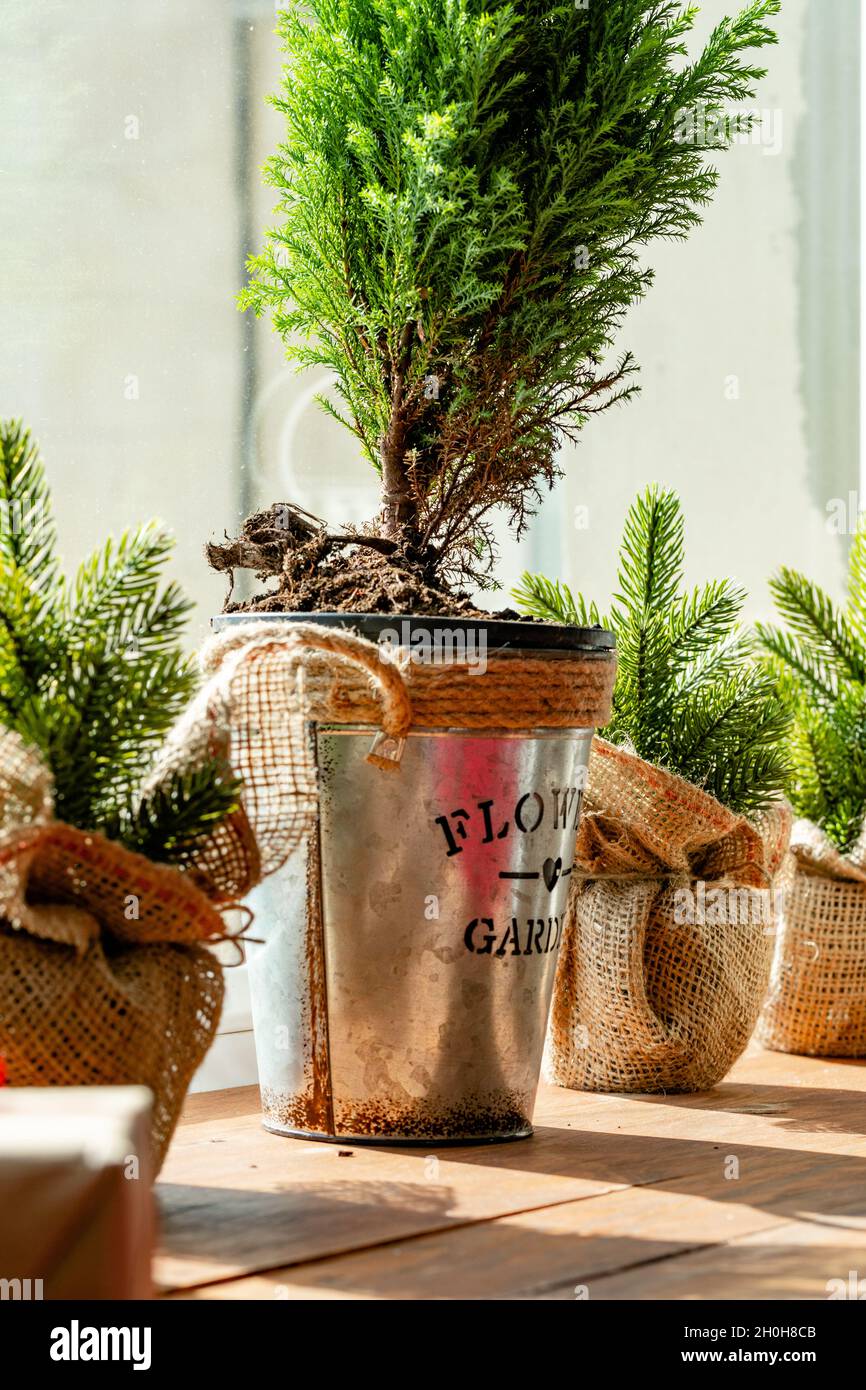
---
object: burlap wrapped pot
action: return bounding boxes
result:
[0,745,227,1172]
[544,739,792,1093]
[757,820,866,1057]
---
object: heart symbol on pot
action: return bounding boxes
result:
[542,856,562,892]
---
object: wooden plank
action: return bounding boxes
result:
[164,1135,866,1300]
[546,1219,866,1302]
[156,1101,634,1290]
[156,1047,866,1295]
[175,1085,259,1126]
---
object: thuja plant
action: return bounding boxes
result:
[757,531,866,853]
[226,0,780,611]
[0,421,238,861]
[515,486,789,814]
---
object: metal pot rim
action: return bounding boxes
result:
[211,610,615,656]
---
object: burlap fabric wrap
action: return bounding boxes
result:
[0,739,228,1174]
[544,739,792,1093]
[757,820,866,1056]
[0,621,616,1169]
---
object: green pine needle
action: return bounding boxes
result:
[103,765,243,865]
[514,484,790,816]
[0,419,59,590]
[760,543,866,853]
[512,572,600,628]
[0,419,237,863]
[767,567,866,686]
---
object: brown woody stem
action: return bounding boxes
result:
[380,322,418,537]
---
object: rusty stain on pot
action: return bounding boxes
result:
[302,829,333,1135]
[428,944,462,965]
[260,1088,531,1142]
[368,877,403,913]
[255,823,333,1138]
[261,1086,329,1136]
[334,1089,533,1141]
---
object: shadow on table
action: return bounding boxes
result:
[242,1230,864,1301]
[615,1074,866,1137]
[157,1177,460,1280]
[392,1074,866,1229]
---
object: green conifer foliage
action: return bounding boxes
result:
[757,529,866,853]
[0,420,239,862]
[243,0,779,586]
[514,485,789,815]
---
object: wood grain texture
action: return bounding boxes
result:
[157,1045,866,1300]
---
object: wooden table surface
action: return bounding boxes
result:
[156,1043,866,1300]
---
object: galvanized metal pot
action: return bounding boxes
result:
[214,613,614,1144]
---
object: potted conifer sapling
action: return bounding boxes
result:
[206,0,781,1140]
[756,535,866,1056]
[516,487,791,1093]
[0,422,242,1169]
[0,421,340,1168]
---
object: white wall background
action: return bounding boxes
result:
[544,0,860,623]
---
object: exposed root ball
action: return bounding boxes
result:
[207,503,492,617]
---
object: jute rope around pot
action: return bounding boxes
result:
[544,739,792,1094]
[757,820,866,1056]
[166,620,614,900]
[199,621,617,734]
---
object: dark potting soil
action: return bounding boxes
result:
[206,502,526,620]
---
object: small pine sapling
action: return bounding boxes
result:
[757,527,866,853]
[0,420,239,862]
[227,0,781,609]
[515,485,790,815]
